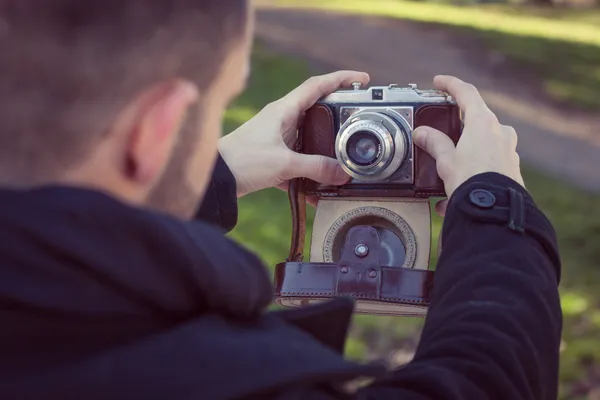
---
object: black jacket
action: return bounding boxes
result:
[0,155,562,400]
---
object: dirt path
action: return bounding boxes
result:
[256,7,600,194]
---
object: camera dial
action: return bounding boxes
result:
[335,110,410,182]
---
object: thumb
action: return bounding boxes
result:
[412,126,456,161]
[288,153,350,185]
[434,198,449,217]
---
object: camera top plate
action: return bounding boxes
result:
[320,83,455,104]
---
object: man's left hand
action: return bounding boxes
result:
[219,71,370,198]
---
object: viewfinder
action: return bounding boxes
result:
[372,89,384,100]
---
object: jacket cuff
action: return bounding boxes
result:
[194,153,238,233]
[443,172,561,283]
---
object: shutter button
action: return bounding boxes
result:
[469,189,496,209]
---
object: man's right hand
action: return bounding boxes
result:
[412,75,524,215]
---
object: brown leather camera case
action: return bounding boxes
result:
[273,102,461,315]
[300,103,462,197]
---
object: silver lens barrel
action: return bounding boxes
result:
[335,110,410,182]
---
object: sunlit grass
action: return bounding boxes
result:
[262,0,600,46]
[224,107,257,128]
[561,291,588,316]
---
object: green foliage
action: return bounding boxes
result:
[224,45,600,399]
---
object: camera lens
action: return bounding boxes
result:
[335,109,410,182]
[346,130,382,166]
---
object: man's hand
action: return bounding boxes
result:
[412,75,524,216]
[219,71,370,198]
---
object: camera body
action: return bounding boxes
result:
[274,83,463,316]
[301,83,462,198]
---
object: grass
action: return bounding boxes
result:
[264,0,600,44]
[258,0,600,112]
[225,44,600,399]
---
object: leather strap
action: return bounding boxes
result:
[287,131,307,262]
[287,178,306,262]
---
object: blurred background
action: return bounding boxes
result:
[225,1,600,398]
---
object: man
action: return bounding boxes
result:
[0,1,561,399]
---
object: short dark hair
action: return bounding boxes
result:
[0,0,248,185]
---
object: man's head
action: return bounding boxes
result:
[0,0,252,217]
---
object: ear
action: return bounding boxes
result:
[122,80,199,186]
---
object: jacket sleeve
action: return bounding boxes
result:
[194,153,238,233]
[276,172,563,400]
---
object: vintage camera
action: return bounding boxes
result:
[274,83,462,316]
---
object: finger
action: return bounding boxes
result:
[307,196,319,208]
[433,75,491,121]
[282,71,370,113]
[277,181,290,192]
[435,198,449,217]
[412,126,456,162]
[286,153,350,186]
[501,124,518,149]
